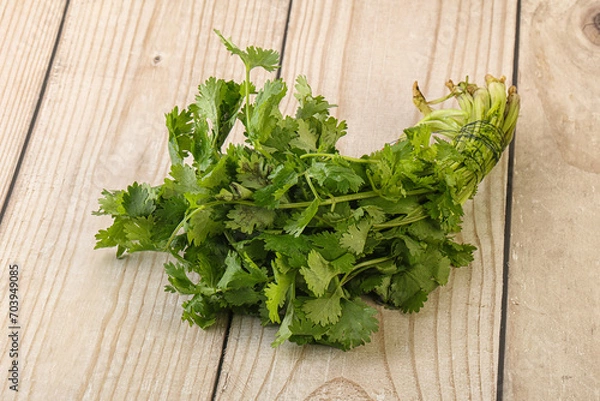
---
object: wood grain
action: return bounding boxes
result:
[0,0,66,206]
[505,0,600,399]
[0,1,290,399]
[214,1,518,400]
[5,1,597,400]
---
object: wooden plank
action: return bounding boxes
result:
[0,0,66,206]
[0,1,290,399]
[214,1,518,400]
[504,0,600,399]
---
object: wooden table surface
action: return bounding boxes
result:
[1,1,598,400]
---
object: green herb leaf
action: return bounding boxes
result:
[340,219,371,255]
[214,29,279,73]
[325,298,379,350]
[122,182,156,217]
[283,199,320,237]
[302,286,344,326]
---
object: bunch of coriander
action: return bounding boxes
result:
[94,31,520,350]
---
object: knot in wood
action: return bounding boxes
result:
[303,377,374,401]
[582,10,600,45]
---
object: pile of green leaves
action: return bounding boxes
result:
[94,31,519,350]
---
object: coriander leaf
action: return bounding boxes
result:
[302,286,344,326]
[214,30,280,73]
[163,163,201,196]
[425,190,464,232]
[406,218,446,242]
[320,202,354,227]
[431,254,452,286]
[271,302,295,347]
[93,189,124,216]
[382,267,436,313]
[261,116,299,154]
[396,233,423,258]
[325,298,379,350]
[122,182,156,217]
[245,79,287,145]
[166,106,194,165]
[223,287,262,306]
[198,154,231,189]
[195,77,243,149]
[253,161,298,207]
[260,233,312,269]
[154,195,188,226]
[123,216,157,251]
[260,233,312,257]
[264,260,295,323]
[307,162,364,194]
[398,290,429,313]
[359,205,387,224]
[164,261,197,294]
[349,274,385,295]
[330,252,356,274]
[186,207,222,245]
[289,119,318,152]
[340,219,371,255]
[300,250,339,297]
[215,182,253,201]
[374,259,398,275]
[217,252,267,290]
[184,241,228,289]
[309,231,347,261]
[286,299,329,345]
[283,199,320,237]
[404,124,434,159]
[236,150,272,190]
[190,120,213,171]
[243,46,280,72]
[265,282,287,323]
[294,75,336,119]
[443,240,476,267]
[359,195,422,215]
[318,116,347,152]
[180,294,220,329]
[225,204,276,235]
[408,246,452,287]
[94,218,127,251]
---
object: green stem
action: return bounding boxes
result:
[163,206,204,251]
[341,255,396,285]
[300,153,377,164]
[303,172,322,201]
[276,190,380,209]
[372,207,427,229]
[244,66,251,133]
[354,255,396,269]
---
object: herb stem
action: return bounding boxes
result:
[244,66,251,132]
[303,172,322,201]
[164,206,204,251]
[300,153,377,164]
[354,255,396,269]
[372,208,427,229]
[276,190,380,209]
[341,255,396,285]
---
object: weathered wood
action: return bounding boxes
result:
[505,0,600,399]
[0,1,290,399]
[214,1,518,400]
[6,1,597,400]
[0,0,66,206]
